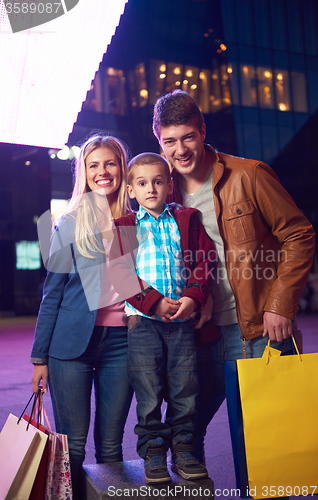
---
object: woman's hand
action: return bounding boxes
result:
[31,364,48,394]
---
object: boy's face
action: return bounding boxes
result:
[127,163,172,219]
[158,122,206,179]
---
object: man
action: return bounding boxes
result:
[152,90,315,465]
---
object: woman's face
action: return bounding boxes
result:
[85,147,122,202]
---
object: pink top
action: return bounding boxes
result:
[95,239,127,327]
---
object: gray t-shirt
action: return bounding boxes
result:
[181,169,237,326]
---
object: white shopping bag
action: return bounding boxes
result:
[0,413,48,500]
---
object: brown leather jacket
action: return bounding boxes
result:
[170,145,315,340]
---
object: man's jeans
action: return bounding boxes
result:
[194,323,294,463]
[48,326,133,495]
[127,315,198,459]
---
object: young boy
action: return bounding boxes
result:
[110,153,216,484]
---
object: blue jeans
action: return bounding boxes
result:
[127,316,198,459]
[194,323,294,463]
[48,326,133,495]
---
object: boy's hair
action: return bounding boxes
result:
[128,152,171,184]
[152,90,205,140]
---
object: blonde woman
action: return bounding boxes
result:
[31,135,133,496]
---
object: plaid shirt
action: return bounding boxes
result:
[125,204,186,320]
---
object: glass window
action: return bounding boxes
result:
[220,0,237,43]
[291,72,308,112]
[269,0,288,51]
[166,62,183,93]
[16,241,41,270]
[134,63,148,107]
[287,0,304,53]
[256,68,274,109]
[235,0,254,45]
[227,63,240,106]
[198,69,210,113]
[83,69,127,115]
[240,65,257,107]
[243,122,262,160]
[220,65,232,108]
[210,68,223,111]
[254,2,271,48]
[261,125,279,163]
[148,60,166,104]
[181,66,199,101]
[274,70,290,111]
[303,1,318,55]
[307,70,318,113]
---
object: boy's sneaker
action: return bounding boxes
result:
[144,437,172,484]
[171,435,208,480]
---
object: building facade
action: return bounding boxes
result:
[1,0,317,315]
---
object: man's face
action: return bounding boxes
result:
[158,122,206,178]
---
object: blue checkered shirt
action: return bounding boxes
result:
[125,204,186,321]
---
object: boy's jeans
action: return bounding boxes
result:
[127,315,199,459]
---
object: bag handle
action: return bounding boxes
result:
[17,388,53,432]
[265,334,302,364]
[17,389,41,429]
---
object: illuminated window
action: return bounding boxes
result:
[148,60,166,103]
[165,63,181,92]
[182,66,199,99]
[240,65,257,107]
[220,65,232,107]
[198,70,210,113]
[105,68,127,114]
[128,63,148,108]
[83,68,127,115]
[239,65,304,112]
[275,70,290,111]
[256,68,274,109]
[16,241,41,270]
[210,68,223,111]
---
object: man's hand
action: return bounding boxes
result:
[263,311,293,342]
[31,364,48,393]
[154,297,180,322]
[193,294,213,329]
[170,297,195,321]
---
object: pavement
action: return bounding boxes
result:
[0,314,317,499]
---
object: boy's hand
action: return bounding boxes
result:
[154,297,180,322]
[193,294,213,329]
[170,297,195,321]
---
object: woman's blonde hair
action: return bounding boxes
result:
[59,134,129,258]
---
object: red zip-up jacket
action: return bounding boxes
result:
[110,204,219,344]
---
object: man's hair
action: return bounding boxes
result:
[152,90,205,139]
[127,152,171,184]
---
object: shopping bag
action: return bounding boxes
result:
[22,414,49,500]
[225,336,318,499]
[224,360,250,498]
[25,393,73,500]
[45,432,73,500]
[0,412,48,500]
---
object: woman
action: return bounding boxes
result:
[31,134,134,496]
